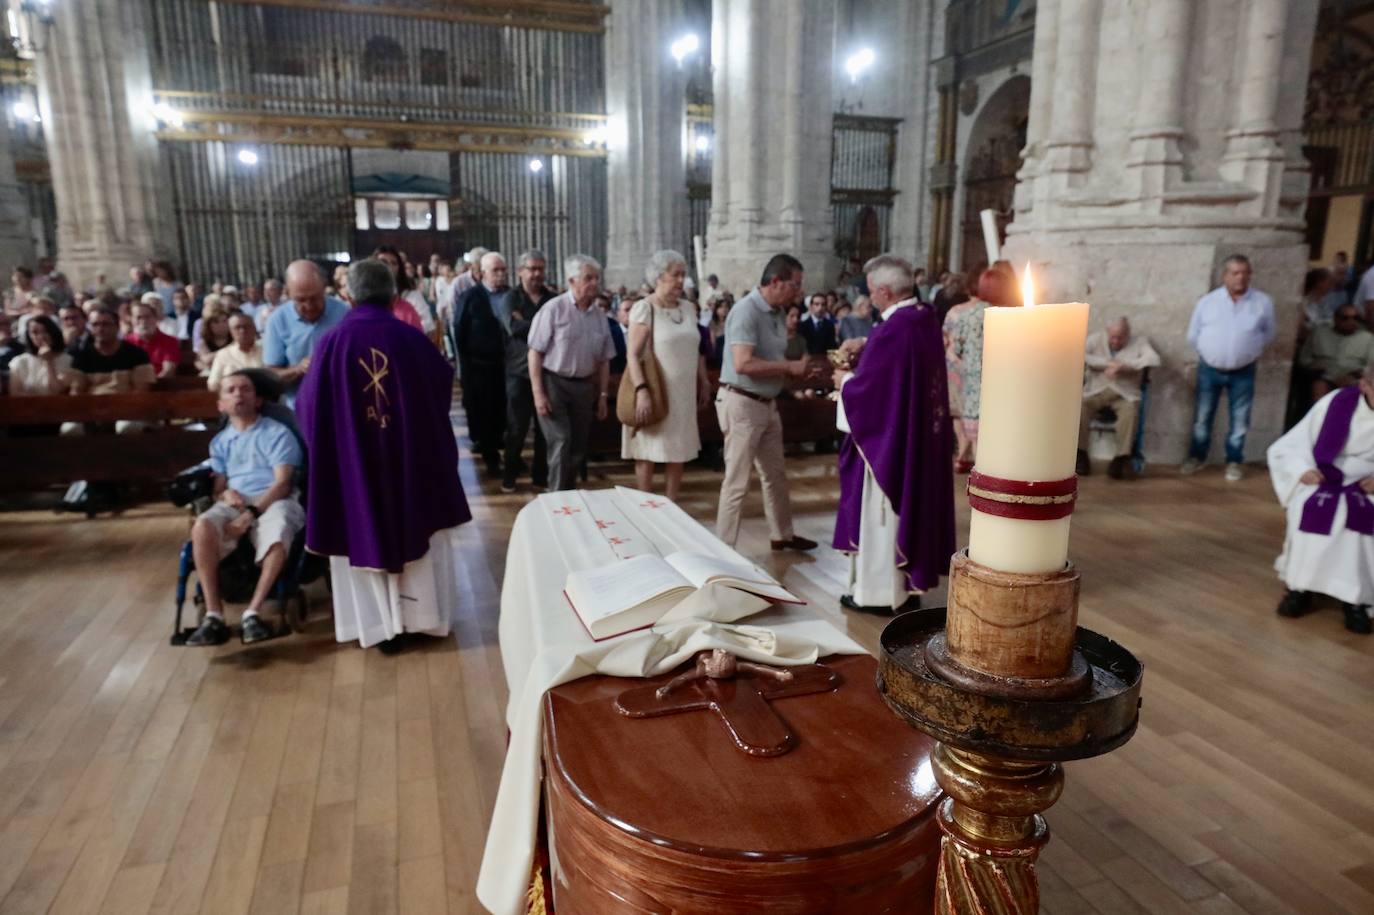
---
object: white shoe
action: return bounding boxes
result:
[1224,463,1244,482]
[1179,458,1203,476]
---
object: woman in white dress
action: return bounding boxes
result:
[623,250,712,501]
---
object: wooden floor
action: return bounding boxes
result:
[1,435,1372,914]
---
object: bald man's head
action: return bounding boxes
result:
[285,260,328,323]
[1106,316,1131,351]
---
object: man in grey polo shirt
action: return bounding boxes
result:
[528,254,615,491]
[716,254,824,549]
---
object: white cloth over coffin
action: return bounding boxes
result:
[329,526,466,648]
[1268,389,1374,605]
[476,487,865,915]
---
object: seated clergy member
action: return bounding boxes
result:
[297,259,472,652]
[1298,302,1374,402]
[1077,316,1161,480]
[207,312,265,390]
[264,259,348,406]
[126,296,181,379]
[1268,362,1374,635]
[832,254,955,614]
[185,371,305,646]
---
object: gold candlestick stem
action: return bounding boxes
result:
[877,550,1143,915]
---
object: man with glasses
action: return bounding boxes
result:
[59,304,90,353]
[500,249,555,492]
[1299,303,1374,402]
[714,254,824,550]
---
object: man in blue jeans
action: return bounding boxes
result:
[1181,254,1276,482]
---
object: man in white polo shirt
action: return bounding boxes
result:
[1181,254,1276,482]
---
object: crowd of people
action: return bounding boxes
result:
[4,242,1374,640]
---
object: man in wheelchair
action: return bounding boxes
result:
[185,370,306,646]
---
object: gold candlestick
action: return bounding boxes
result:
[878,550,1142,914]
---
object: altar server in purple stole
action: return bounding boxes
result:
[832,254,956,615]
[297,258,473,651]
[1268,362,1374,634]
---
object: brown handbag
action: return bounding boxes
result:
[616,298,669,429]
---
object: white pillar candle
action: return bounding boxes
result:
[967,268,1089,574]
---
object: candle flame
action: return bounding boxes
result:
[1021,262,1036,309]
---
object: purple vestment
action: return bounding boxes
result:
[832,303,956,591]
[1300,384,1374,536]
[297,303,471,573]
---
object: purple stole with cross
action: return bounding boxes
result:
[1299,385,1374,536]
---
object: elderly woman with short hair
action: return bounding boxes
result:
[622,249,712,501]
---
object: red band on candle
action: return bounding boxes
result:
[967,471,1077,521]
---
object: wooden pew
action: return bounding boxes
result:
[0,390,220,492]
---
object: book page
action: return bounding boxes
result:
[564,554,693,636]
[664,552,801,604]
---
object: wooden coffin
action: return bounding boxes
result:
[542,654,942,914]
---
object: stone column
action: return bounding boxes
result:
[1219,0,1288,215]
[1012,0,1059,220]
[705,0,836,292]
[0,114,36,274]
[33,0,167,286]
[926,61,958,277]
[1124,0,1190,207]
[1042,0,1099,191]
[603,0,689,290]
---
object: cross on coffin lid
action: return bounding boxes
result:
[613,660,840,757]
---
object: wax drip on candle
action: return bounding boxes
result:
[1022,263,1036,309]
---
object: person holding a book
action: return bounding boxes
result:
[622,250,713,502]
[832,254,955,614]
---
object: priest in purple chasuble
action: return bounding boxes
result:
[297,258,473,649]
[1268,365,1374,634]
[832,254,956,614]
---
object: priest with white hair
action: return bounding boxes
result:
[831,254,955,614]
[1268,360,1374,634]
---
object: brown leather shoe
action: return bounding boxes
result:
[770,535,818,552]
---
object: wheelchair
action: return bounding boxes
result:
[170,511,328,646]
[167,371,329,646]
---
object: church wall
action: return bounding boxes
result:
[1003,0,1317,465]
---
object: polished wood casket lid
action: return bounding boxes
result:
[543,653,942,860]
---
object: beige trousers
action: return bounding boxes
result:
[1079,390,1138,458]
[714,388,793,546]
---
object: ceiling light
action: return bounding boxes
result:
[845,47,876,81]
[670,33,699,64]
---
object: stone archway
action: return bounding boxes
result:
[959,75,1030,275]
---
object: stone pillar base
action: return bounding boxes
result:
[1003,226,1306,464]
